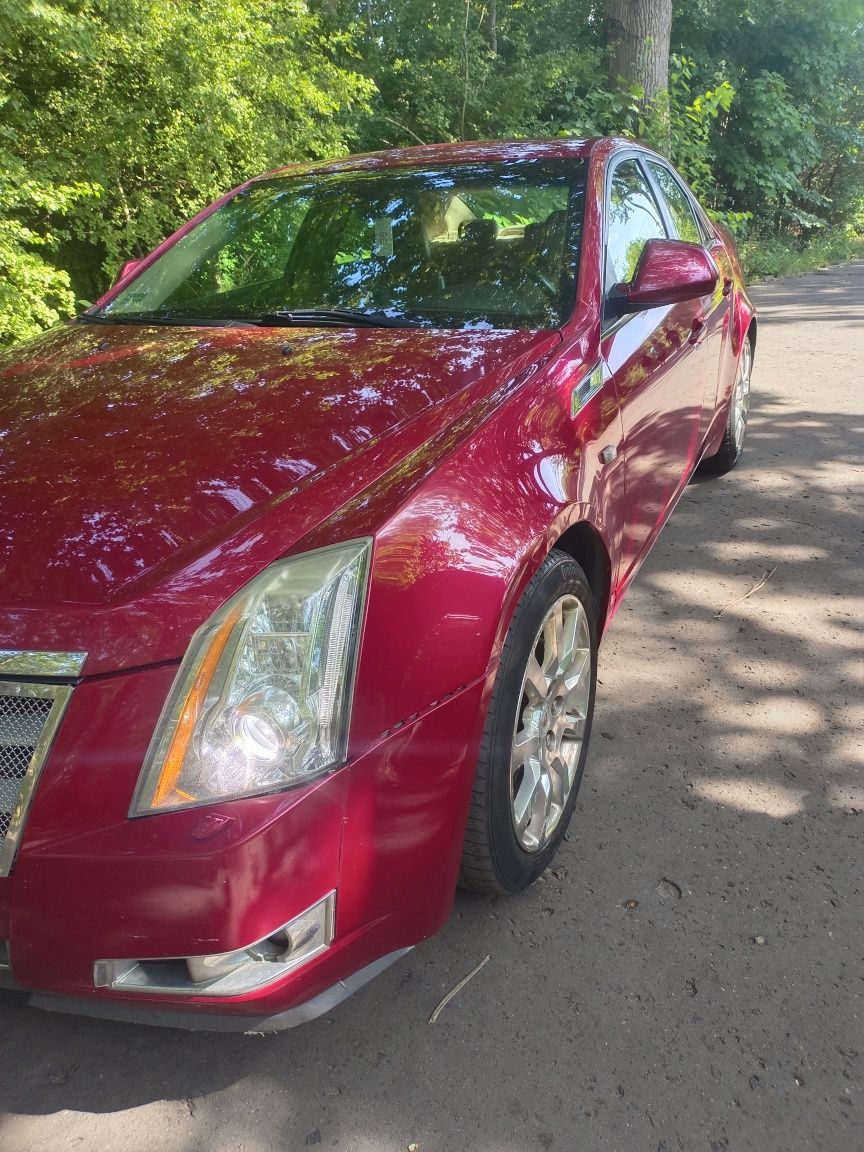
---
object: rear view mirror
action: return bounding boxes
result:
[610,239,719,313]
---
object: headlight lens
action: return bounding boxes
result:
[131,540,371,815]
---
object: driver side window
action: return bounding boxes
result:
[605,159,668,295]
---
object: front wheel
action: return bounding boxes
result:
[702,335,753,475]
[460,551,598,894]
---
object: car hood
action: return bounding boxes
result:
[0,321,556,668]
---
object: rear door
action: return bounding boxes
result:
[601,154,706,590]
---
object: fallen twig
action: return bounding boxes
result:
[713,565,777,619]
[428,954,490,1023]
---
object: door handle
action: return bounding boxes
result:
[688,314,707,345]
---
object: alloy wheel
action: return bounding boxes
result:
[731,340,752,453]
[510,594,592,852]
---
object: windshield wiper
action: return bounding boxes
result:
[78,308,418,329]
[257,308,418,329]
[78,312,256,328]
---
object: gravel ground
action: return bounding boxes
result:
[1,263,862,1152]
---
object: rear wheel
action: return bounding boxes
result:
[702,335,753,475]
[460,551,597,894]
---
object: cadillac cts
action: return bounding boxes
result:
[0,137,755,1030]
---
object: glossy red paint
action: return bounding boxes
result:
[0,322,556,676]
[0,137,755,1026]
[614,237,719,308]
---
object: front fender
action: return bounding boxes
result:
[297,347,624,950]
[348,350,623,758]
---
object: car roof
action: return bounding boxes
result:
[256,137,630,183]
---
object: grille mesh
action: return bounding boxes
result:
[0,694,53,841]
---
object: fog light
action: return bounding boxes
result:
[94,892,335,997]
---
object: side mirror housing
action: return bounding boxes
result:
[610,239,719,314]
[115,258,143,285]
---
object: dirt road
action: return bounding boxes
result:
[1,264,861,1152]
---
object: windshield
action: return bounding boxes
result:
[94,159,586,331]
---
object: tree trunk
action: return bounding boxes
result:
[487,0,497,54]
[604,0,672,103]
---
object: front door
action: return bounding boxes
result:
[644,159,728,446]
[601,156,707,591]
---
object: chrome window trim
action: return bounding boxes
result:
[0,650,87,679]
[0,682,73,876]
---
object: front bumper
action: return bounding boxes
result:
[0,665,486,1027]
[11,947,413,1032]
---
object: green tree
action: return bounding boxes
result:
[673,0,864,233]
[314,0,601,147]
[0,0,372,345]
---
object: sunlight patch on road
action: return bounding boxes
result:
[691,775,807,819]
[726,694,824,736]
[707,540,828,564]
[826,784,864,809]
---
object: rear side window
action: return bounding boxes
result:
[605,159,668,291]
[647,163,703,244]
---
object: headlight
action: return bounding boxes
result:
[131,540,371,816]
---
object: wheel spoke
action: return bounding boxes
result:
[558,602,581,671]
[575,604,591,653]
[547,752,569,805]
[512,761,538,832]
[523,654,549,705]
[563,649,591,702]
[542,599,564,674]
[513,761,548,840]
[532,773,552,843]
[561,713,586,741]
[510,728,540,772]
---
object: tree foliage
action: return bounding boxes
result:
[1,0,862,346]
[0,0,372,343]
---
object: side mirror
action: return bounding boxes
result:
[610,239,718,313]
[115,258,143,285]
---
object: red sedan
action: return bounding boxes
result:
[0,137,755,1029]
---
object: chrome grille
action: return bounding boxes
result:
[0,694,53,837]
[0,681,73,876]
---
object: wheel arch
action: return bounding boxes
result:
[734,288,757,358]
[551,519,613,637]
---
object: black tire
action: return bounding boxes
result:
[702,334,754,476]
[459,550,598,894]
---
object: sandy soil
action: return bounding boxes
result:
[1,263,861,1152]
